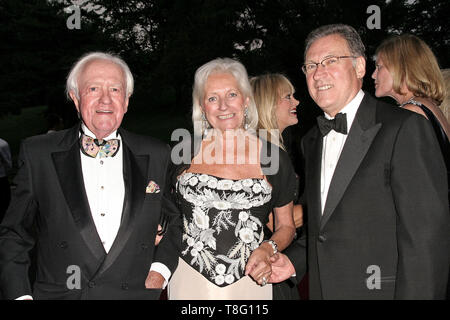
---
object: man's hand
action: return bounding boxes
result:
[145,271,165,289]
[268,253,296,283]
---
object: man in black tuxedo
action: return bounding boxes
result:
[269,24,449,299]
[0,52,181,299]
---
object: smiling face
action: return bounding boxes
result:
[276,90,299,132]
[70,59,129,139]
[202,72,249,132]
[305,34,365,117]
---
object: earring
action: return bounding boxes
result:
[244,108,249,130]
[202,112,210,137]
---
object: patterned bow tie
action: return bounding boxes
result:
[80,134,120,158]
[316,112,348,136]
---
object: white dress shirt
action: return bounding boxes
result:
[80,125,125,253]
[80,125,171,286]
[320,90,365,214]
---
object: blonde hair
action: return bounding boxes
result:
[250,74,295,150]
[375,34,445,104]
[440,69,450,123]
[191,58,258,137]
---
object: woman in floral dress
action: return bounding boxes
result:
[167,58,297,300]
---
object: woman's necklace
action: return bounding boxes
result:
[399,96,421,108]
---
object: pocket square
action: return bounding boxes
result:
[146,180,161,194]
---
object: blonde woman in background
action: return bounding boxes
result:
[251,74,303,232]
[251,74,299,151]
[372,34,449,159]
[251,74,304,300]
[372,34,449,212]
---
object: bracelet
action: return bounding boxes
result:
[262,240,278,255]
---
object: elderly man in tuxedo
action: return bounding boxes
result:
[269,24,449,299]
[0,52,181,299]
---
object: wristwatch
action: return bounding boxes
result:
[262,240,278,255]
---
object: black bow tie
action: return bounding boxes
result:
[317,112,348,136]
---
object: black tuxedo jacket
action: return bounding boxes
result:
[286,93,450,299]
[0,124,182,299]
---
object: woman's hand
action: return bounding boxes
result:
[244,242,274,286]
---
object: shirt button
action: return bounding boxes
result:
[121,283,129,290]
[100,186,104,190]
[88,281,96,288]
[318,235,327,243]
[100,160,104,165]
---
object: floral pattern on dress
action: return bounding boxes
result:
[177,172,272,287]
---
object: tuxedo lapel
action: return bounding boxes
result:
[305,129,324,231]
[96,130,149,275]
[320,94,382,229]
[51,125,106,262]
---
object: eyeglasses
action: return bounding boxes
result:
[301,55,357,74]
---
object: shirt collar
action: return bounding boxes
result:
[324,89,364,131]
[80,123,121,141]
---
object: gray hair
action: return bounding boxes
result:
[304,24,366,60]
[66,52,134,100]
[192,57,258,136]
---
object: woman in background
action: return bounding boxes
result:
[372,34,449,167]
[251,73,304,299]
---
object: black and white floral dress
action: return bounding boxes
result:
[167,142,297,300]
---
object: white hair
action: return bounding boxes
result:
[65,52,134,99]
[192,57,258,136]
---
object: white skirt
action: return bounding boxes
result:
[168,258,272,300]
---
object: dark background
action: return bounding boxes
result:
[0,0,448,302]
[0,0,449,174]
